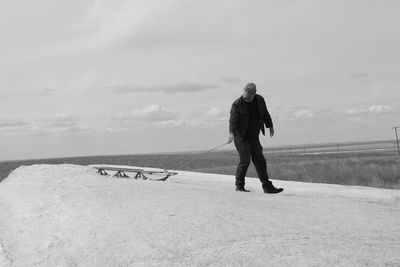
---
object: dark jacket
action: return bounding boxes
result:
[229,94,273,141]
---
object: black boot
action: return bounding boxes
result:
[262,181,283,194]
[236,186,250,192]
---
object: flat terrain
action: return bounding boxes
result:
[1,164,399,266]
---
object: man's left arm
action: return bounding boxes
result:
[260,96,274,137]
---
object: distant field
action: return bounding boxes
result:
[1,142,400,189]
[265,139,399,155]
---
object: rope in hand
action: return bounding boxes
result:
[204,141,231,153]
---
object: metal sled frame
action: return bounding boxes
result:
[94,166,177,181]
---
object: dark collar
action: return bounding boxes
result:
[239,95,258,105]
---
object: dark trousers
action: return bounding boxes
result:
[234,137,270,188]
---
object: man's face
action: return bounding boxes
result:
[243,90,256,102]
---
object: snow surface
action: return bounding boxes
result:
[0,164,399,266]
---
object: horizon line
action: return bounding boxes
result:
[1,138,396,163]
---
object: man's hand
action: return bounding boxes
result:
[227,133,234,143]
[269,127,274,137]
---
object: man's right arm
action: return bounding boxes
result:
[228,103,238,143]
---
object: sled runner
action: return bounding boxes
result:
[92,165,177,181]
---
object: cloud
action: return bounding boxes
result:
[204,107,228,125]
[113,105,229,131]
[369,104,391,113]
[346,108,367,114]
[181,107,228,127]
[104,81,219,94]
[37,114,76,127]
[207,107,223,117]
[294,109,313,118]
[31,114,91,136]
[189,107,225,119]
[117,105,178,122]
[0,115,90,136]
[0,118,27,129]
[112,104,186,130]
[31,125,91,136]
[346,104,392,114]
[157,119,186,128]
[0,89,55,98]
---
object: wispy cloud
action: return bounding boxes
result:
[31,114,91,136]
[112,104,185,131]
[294,109,313,118]
[0,114,91,136]
[369,104,391,113]
[104,81,219,94]
[0,89,55,98]
[36,114,77,127]
[207,107,224,117]
[183,107,228,127]
[346,104,392,114]
[117,104,178,122]
[0,118,28,131]
[346,108,367,114]
[111,104,230,131]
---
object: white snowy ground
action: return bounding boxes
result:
[0,164,399,267]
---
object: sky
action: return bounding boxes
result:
[1,0,400,161]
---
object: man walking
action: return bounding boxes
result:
[228,82,283,194]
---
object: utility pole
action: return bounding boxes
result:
[393,126,400,156]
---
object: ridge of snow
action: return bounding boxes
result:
[0,164,399,266]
